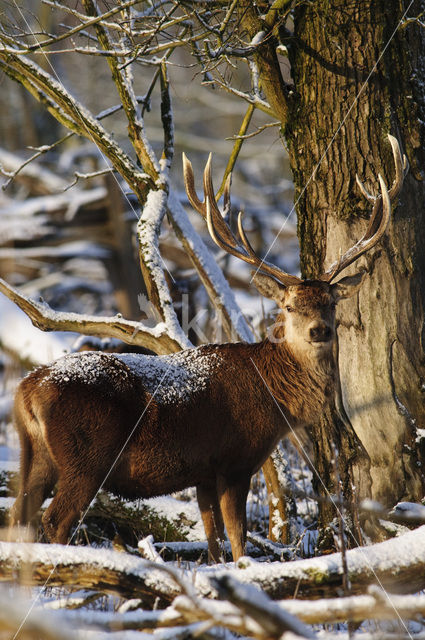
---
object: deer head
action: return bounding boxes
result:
[183,135,407,360]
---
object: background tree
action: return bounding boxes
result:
[285,0,425,542]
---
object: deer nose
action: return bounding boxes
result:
[309,323,332,343]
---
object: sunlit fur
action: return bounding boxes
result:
[255,282,336,426]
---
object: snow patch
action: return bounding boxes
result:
[42,351,134,394]
[143,495,204,541]
[391,501,425,518]
[0,296,74,366]
[117,347,222,404]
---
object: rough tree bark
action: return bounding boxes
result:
[281,0,425,536]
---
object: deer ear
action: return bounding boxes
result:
[332,271,366,301]
[251,272,286,300]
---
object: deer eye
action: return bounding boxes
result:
[285,305,294,313]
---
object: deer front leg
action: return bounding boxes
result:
[196,483,225,563]
[217,474,251,561]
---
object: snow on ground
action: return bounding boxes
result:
[134,495,205,542]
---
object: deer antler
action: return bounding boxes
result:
[319,134,408,283]
[182,153,302,287]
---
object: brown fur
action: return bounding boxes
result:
[9,278,357,561]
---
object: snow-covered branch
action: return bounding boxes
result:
[283,587,425,624]
[0,542,180,604]
[137,189,192,350]
[0,278,182,355]
[4,534,425,640]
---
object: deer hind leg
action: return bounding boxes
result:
[9,433,56,533]
[217,474,251,562]
[196,483,225,563]
[42,471,101,544]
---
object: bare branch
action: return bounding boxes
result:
[81,0,161,182]
[64,167,116,190]
[0,278,183,355]
[159,61,174,173]
[217,103,255,199]
[225,120,281,141]
[203,77,275,118]
[13,0,145,52]
[237,1,291,126]
[0,146,70,193]
[0,48,151,196]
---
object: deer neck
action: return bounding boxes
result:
[250,338,336,427]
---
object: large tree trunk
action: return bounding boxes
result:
[284,0,425,531]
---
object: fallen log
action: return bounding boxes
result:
[0,542,179,605]
[1,525,425,604]
[281,587,425,624]
[194,524,425,600]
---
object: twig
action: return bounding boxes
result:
[203,77,275,118]
[0,49,152,196]
[217,103,255,199]
[226,120,281,141]
[14,0,145,52]
[64,167,116,190]
[81,0,160,181]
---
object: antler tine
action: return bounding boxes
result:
[388,134,408,200]
[182,152,206,217]
[205,201,302,286]
[205,196,251,261]
[203,155,239,246]
[354,136,404,244]
[185,152,302,287]
[183,152,239,246]
[320,134,404,284]
[237,211,259,260]
[355,173,376,202]
[222,172,232,218]
[321,172,392,283]
[355,134,406,204]
[237,212,302,286]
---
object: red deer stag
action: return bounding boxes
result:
[9,135,405,562]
